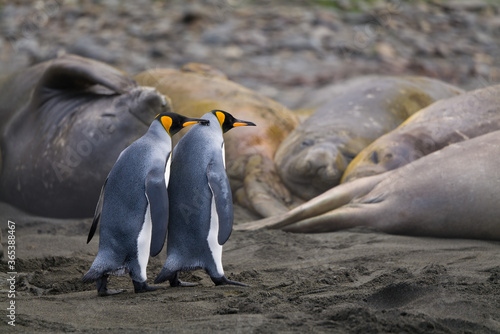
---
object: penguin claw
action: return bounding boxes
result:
[176,281,199,287]
[168,276,199,287]
[211,276,250,287]
[98,289,125,297]
[133,280,165,293]
[96,276,125,296]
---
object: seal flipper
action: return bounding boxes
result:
[236,172,387,231]
[36,54,137,100]
[87,177,108,244]
[282,201,384,234]
[207,159,233,245]
[145,167,169,257]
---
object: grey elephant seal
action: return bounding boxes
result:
[238,130,500,240]
[342,83,500,183]
[0,54,169,218]
[274,76,463,200]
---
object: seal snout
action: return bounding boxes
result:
[280,142,348,199]
[126,86,173,125]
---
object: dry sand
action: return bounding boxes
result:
[0,202,499,333]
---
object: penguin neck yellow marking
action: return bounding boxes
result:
[215,111,225,129]
[160,116,173,135]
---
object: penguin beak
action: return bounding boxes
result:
[182,119,210,127]
[233,119,256,127]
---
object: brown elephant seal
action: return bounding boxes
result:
[274,76,463,200]
[342,84,500,183]
[0,54,170,218]
[134,64,300,218]
[238,130,500,240]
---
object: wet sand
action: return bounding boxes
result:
[1,203,499,333]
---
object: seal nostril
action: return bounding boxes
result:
[301,139,314,147]
[306,161,312,171]
[370,151,379,164]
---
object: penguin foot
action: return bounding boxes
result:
[96,276,125,297]
[211,275,250,287]
[169,272,198,287]
[155,270,198,287]
[170,279,199,287]
[133,280,165,293]
[98,288,125,297]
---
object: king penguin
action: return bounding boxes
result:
[154,110,256,287]
[82,112,209,296]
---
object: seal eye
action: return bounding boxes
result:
[370,151,379,164]
[301,139,314,147]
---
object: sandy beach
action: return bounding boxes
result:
[1,203,499,333]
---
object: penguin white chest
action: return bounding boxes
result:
[164,153,172,185]
[136,204,152,281]
[221,143,226,169]
[207,184,224,276]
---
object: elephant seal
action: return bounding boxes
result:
[274,76,463,200]
[238,130,500,240]
[342,84,500,183]
[134,64,300,218]
[0,54,170,218]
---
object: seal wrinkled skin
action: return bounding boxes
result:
[0,54,170,218]
[275,76,463,200]
[238,130,500,241]
[342,83,500,183]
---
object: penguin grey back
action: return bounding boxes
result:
[90,120,171,256]
[168,112,228,247]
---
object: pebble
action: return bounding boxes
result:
[0,0,499,109]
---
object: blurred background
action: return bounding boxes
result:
[1,0,499,108]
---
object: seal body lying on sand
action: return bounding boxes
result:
[134,64,300,218]
[342,84,500,183]
[0,54,169,218]
[274,76,463,200]
[238,130,500,240]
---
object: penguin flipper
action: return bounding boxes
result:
[207,159,233,245]
[87,177,108,244]
[145,169,169,257]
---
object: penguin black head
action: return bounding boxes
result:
[156,112,209,136]
[211,110,256,133]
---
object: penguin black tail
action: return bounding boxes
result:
[153,267,171,284]
[82,268,102,283]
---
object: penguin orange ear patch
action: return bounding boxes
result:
[215,111,225,128]
[161,116,173,134]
